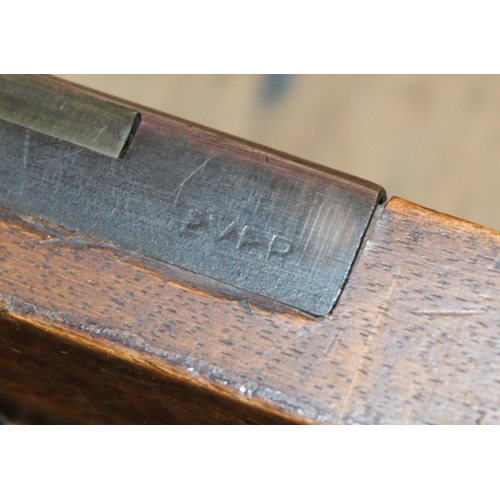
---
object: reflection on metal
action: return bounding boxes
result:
[0,75,140,158]
[0,76,385,316]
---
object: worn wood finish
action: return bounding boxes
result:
[1,197,500,423]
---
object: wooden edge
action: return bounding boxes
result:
[389,196,500,237]
[0,308,303,424]
[2,196,500,423]
[0,206,311,424]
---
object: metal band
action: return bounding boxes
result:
[0,76,385,316]
[0,75,140,158]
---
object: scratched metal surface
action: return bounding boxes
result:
[58,75,500,232]
[0,105,383,315]
[0,75,140,159]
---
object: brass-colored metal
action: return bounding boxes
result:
[0,75,139,158]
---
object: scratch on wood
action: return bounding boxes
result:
[476,410,486,424]
[38,235,111,252]
[323,331,339,357]
[416,309,483,316]
[337,271,399,423]
[240,301,253,316]
[423,320,458,421]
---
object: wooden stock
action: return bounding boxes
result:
[1,196,499,424]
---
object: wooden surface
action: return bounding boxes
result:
[57,75,500,232]
[1,196,500,424]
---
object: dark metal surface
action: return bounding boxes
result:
[0,78,385,316]
[0,75,139,158]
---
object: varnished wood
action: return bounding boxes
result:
[1,197,499,424]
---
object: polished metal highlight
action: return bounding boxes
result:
[0,76,385,316]
[0,75,140,158]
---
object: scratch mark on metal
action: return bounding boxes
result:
[37,147,85,165]
[110,189,129,216]
[11,128,31,196]
[171,154,215,205]
[22,129,30,168]
[80,164,102,192]
[90,126,107,145]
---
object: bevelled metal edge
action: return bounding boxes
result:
[0,75,140,158]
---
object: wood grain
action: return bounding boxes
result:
[1,196,500,423]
